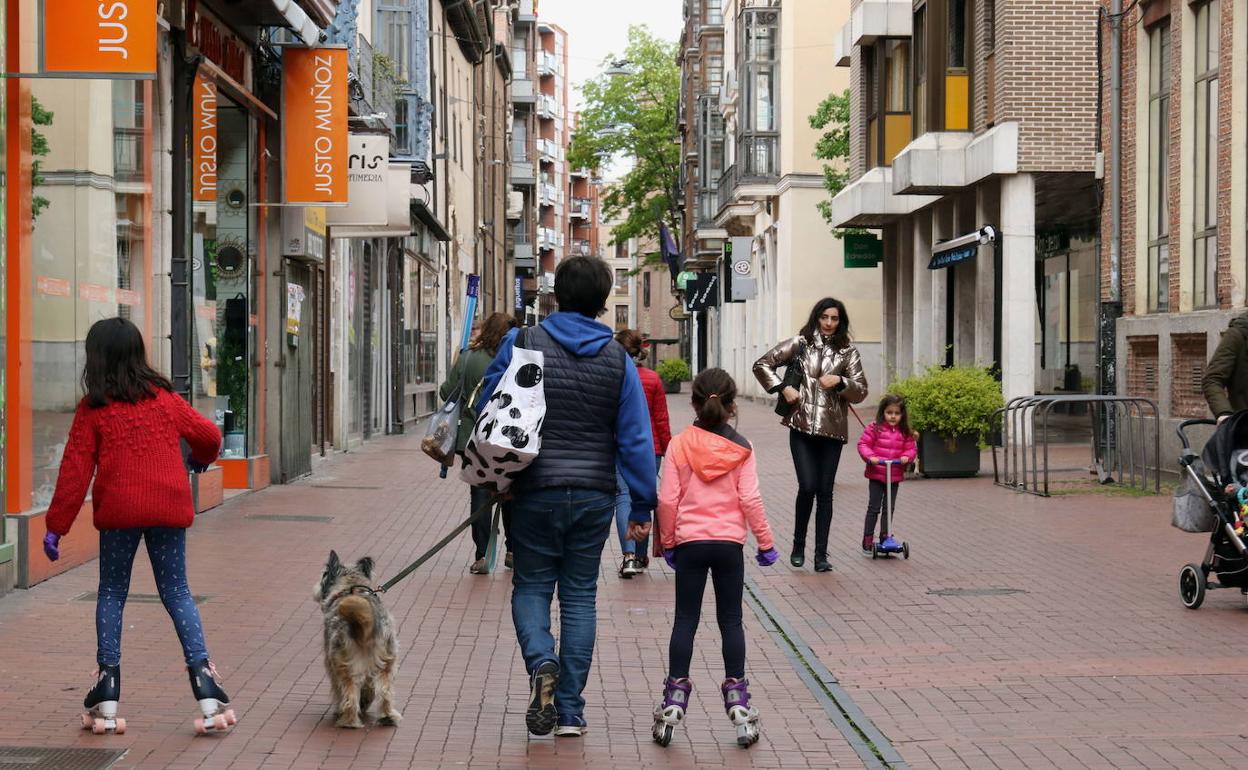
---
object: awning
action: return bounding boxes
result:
[270,0,322,46]
[200,0,323,45]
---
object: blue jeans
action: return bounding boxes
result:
[96,527,208,667]
[510,487,614,720]
[613,470,635,555]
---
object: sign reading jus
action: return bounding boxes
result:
[42,0,157,77]
[193,74,218,202]
[283,48,348,204]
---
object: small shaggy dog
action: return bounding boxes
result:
[313,551,402,728]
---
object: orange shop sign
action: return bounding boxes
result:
[41,0,157,78]
[193,74,218,202]
[283,48,348,205]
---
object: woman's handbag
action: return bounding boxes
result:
[421,392,461,465]
[774,342,806,418]
[460,329,546,492]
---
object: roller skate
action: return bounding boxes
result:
[651,677,692,747]
[81,665,126,735]
[188,660,237,734]
[721,677,761,748]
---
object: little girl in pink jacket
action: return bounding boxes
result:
[857,394,918,553]
[652,368,776,749]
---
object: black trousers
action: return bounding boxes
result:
[669,541,746,680]
[470,486,512,560]
[789,430,845,557]
[864,479,901,538]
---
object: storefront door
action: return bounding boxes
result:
[280,260,314,481]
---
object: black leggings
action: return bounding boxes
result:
[470,486,512,560]
[864,479,901,538]
[789,430,845,556]
[669,541,746,680]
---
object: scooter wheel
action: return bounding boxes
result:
[902,542,910,560]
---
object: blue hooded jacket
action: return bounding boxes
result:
[477,312,657,522]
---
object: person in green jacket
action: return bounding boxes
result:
[1203,313,1248,424]
[441,312,517,573]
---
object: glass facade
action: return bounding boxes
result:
[1192,0,1219,309]
[1146,21,1170,313]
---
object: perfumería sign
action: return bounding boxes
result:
[192,74,218,203]
[41,0,158,78]
[326,134,391,227]
[284,47,348,204]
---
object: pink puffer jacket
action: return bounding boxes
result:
[857,423,918,483]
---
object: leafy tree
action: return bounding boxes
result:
[32,95,54,223]
[568,26,680,263]
[809,89,866,239]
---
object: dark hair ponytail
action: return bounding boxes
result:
[691,368,737,427]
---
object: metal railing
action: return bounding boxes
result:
[991,395,1161,497]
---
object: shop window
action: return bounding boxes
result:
[1146,20,1171,313]
[1126,336,1159,404]
[1192,0,1219,309]
[28,80,156,506]
[1171,333,1208,418]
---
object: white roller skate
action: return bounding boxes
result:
[82,665,126,735]
[721,677,761,748]
[651,677,692,747]
[188,660,237,734]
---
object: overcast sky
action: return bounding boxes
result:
[537,0,683,110]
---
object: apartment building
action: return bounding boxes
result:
[1105,0,1245,444]
[830,0,1102,403]
[509,0,540,320]
[535,22,571,316]
[681,0,884,397]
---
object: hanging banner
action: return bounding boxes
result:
[192,74,218,202]
[326,135,390,226]
[283,47,348,204]
[41,0,158,78]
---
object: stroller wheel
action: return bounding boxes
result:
[1179,563,1206,609]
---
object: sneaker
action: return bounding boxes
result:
[470,558,489,575]
[554,715,588,737]
[504,552,514,570]
[861,536,874,555]
[637,554,650,569]
[619,555,640,578]
[526,661,559,736]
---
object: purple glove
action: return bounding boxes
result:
[663,549,677,570]
[43,532,61,562]
[755,548,779,567]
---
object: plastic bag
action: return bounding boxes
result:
[422,397,460,465]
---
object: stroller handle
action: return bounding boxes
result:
[1176,418,1217,450]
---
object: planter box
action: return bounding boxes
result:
[663,379,682,394]
[919,432,980,478]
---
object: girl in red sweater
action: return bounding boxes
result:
[856,395,918,554]
[43,318,234,734]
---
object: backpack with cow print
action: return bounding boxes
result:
[459,328,546,492]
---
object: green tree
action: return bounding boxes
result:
[809,89,865,239]
[32,95,54,223]
[568,26,680,263]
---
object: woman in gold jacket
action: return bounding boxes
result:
[753,297,868,572]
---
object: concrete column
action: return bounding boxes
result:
[896,220,915,380]
[912,212,934,369]
[931,203,952,366]
[881,226,898,376]
[1001,173,1036,402]
[953,196,978,364]
[975,181,1000,366]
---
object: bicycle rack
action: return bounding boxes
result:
[991,395,1161,497]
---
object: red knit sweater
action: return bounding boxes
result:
[45,389,222,536]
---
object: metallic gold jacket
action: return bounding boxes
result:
[753,335,869,442]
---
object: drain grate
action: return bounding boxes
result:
[0,747,125,770]
[245,514,334,522]
[308,484,380,490]
[927,587,1027,597]
[75,592,209,604]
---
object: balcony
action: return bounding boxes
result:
[892,123,1018,195]
[570,197,591,219]
[537,138,559,162]
[511,77,537,103]
[829,167,939,229]
[570,238,592,257]
[538,95,561,120]
[539,183,561,207]
[538,226,561,251]
[538,52,560,77]
[834,0,913,67]
[511,160,536,186]
[514,237,536,268]
[516,0,537,23]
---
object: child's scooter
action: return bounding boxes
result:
[872,459,910,560]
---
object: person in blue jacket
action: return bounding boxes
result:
[477,255,656,738]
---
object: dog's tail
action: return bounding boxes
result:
[337,596,375,645]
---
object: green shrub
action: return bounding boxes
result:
[888,365,1003,443]
[656,358,692,383]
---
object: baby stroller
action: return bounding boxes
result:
[1174,415,1248,609]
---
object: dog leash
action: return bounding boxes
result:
[377,496,499,593]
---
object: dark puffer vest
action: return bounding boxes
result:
[516,325,627,494]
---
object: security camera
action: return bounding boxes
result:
[318,31,329,44]
[979,226,997,245]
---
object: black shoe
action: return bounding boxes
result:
[526,661,559,736]
[789,548,804,568]
[813,555,833,572]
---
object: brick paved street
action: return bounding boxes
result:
[1,397,1246,770]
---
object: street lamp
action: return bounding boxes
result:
[605,59,634,78]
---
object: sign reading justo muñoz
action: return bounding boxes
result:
[42,0,157,77]
[283,47,348,204]
[193,74,218,203]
